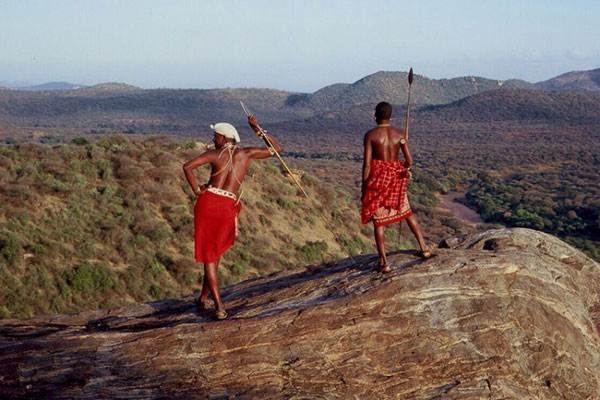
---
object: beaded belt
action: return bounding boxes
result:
[207,187,237,200]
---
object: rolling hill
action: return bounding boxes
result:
[1,68,599,142]
[286,71,510,111]
[14,81,88,91]
[535,68,600,93]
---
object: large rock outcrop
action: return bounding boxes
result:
[1,228,599,399]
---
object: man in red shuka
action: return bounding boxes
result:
[183,115,282,319]
[361,102,431,272]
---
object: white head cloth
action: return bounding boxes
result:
[210,122,240,143]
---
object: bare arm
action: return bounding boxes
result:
[246,115,283,160]
[362,133,372,195]
[183,152,213,195]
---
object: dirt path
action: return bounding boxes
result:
[436,191,484,227]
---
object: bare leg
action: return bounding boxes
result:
[196,273,210,312]
[203,260,225,314]
[374,224,388,267]
[406,214,428,252]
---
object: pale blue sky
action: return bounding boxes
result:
[1,0,599,92]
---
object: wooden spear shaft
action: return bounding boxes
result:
[399,67,414,241]
[240,101,309,197]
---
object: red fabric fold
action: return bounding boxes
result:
[361,159,412,226]
[194,191,242,263]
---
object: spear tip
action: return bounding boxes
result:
[408,67,414,85]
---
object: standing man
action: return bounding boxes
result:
[361,102,431,272]
[183,115,282,319]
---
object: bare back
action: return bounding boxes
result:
[365,125,406,161]
[206,148,252,194]
[362,124,413,185]
[183,135,281,197]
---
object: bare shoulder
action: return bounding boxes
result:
[392,126,406,136]
[364,127,380,140]
[202,148,219,158]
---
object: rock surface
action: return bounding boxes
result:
[1,228,599,399]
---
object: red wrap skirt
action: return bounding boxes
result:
[361,159,412,227]
[194,190,242,263]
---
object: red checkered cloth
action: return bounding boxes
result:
[361,159,412,226]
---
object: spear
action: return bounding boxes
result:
[399,67,414,241]
[404,67,414,139]
[240,101,308,197]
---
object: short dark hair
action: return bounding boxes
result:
[375,102,392,120]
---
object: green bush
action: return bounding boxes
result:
[65,263,115,292]
[305,214,317,225]
[299,240,328,264]
[0,230,22,265]
[149,284,163,299]
[230,261,246,276]
[0,305,12,319]
[258,214,272,226]
[71,137,89,146]
[277,198,294,210]
[145,259,167,278]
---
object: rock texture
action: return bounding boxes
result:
[1,228,599,399]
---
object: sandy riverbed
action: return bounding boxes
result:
[435,192,484,226]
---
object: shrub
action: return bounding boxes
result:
[149,284,163,299]
[277,198,294,210]
[145,259,167,278]
[0,306,12,319]
[299,240,328,264]
[0,230,22,265]
[230,261,246,276]
[65,263,115,292]
[258,214,272,226]
[72,137,89,146]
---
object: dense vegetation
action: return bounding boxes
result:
[461,161,600,259]
[0,137,459,319]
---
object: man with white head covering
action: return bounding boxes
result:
[183,115,282,320]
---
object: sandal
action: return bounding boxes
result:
[377,264,392,273]
[215,309,228,320]
[195,297,207,313]
[419,249,432,259]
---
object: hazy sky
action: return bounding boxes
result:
[1,0,599,92]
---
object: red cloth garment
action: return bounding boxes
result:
[194,191,242,263]
[361,159,412,226]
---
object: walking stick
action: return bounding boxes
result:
[399,67,414,240]
[240,101,358,266]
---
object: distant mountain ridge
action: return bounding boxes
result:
[12,81,88,91]
[535,68,600,93]
[0,67,598,141]
[286,71,509,111]
[4,67,599,96]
